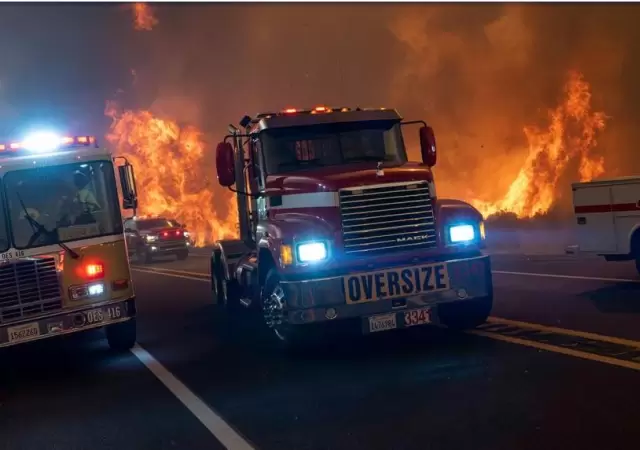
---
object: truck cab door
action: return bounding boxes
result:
[573,184,617,253]
[249,138,267,242]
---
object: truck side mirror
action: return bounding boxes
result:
[118,163,138,210]
[419,125,437,167]
[216,142,235,187]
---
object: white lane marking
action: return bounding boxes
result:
[131,344,255,450]
[468,329,640,372]
[485,316,640,349]
[132,267,208,282]
[492,270,640,284]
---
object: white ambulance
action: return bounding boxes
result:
[571,176,640,273]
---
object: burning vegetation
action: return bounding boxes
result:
[105,102,238,247]
[470,71,607,219]
[106,4,617,245]
[132,3,158,31]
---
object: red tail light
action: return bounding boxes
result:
[82,262,104,280]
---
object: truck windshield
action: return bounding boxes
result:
[260,120,407,175]
[4,160,123,250]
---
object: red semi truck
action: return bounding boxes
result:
[211,106,493,348]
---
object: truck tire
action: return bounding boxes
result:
[176,249,189,261]
[106,319,137,352]
[437,296,493,331]
[262,268,316,351]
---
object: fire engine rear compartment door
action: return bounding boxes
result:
[572,184,617,253]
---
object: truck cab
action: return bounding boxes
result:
[211,106,493,348]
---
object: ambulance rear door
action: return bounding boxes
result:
[610,180,640,254]
[572,181,617,253]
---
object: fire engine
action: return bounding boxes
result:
[210,106,493,348]
[572,176,640,274]
[0,131,139,351]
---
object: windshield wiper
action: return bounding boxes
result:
[16,192,80,259]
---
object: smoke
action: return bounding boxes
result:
[119,3,640,215]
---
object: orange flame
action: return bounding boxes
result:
[105,102,238,247]
[471,71,607,218]
[133,3,158,31]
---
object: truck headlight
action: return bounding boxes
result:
[296,241,328,263]
[449,224,476,243]
[145,235,158,242]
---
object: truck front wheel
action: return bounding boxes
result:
[262,269,315,350]
[106,319,137,352]
[437,296,493,331]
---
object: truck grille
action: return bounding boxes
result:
[0,257,62,323]
[340,182,437,255]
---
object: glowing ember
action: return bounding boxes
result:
[105,102,238,247]
[133,3,158,31]
[471,71,607,218]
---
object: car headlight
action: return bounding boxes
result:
[448,224,476,244]
[145,235,158,242]
[296,241,328,263]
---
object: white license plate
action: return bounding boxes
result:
[7,322,41,343]
[343,262,450,304]
[403,307,432,328]
[368,313,398,333]
[85,306,123,325]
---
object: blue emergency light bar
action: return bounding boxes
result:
[0,133,98,153]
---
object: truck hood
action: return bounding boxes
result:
[265,162,434,194]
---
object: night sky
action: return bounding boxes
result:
[2,3,640,205]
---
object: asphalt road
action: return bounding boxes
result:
[2,249,640,450]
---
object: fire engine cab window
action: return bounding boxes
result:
[261,121,407,174]
[4,161,123,250]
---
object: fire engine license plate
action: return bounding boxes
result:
[7,322,41,343]
[343,262,450,304]
[85,306,123,325]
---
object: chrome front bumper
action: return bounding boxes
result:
[280,255,492,326]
